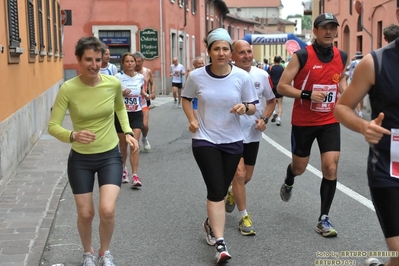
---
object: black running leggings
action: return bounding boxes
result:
[193,146,241,202]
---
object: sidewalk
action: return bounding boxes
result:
[0,116,72,266]
[0,95,173,266]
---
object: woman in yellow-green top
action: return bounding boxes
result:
[48,36,138,266]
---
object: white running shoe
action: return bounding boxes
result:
[122,167,129,183]
[131,175,142,188]
[142,138,151,151]
[276,117,281,126]
[99,250,115,266]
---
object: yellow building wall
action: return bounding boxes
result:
[0,0,64,182]
[0,0,63,123]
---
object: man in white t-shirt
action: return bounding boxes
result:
[170,57,186,108]
[226,40,276,235]
[99,48,118,75]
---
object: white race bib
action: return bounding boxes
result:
[390,128,399,178]
[310,84,337,112]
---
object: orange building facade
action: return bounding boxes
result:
[0,0,64,182]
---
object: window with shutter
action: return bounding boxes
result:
[191,0,196,14]
[46,0,52,56]
[57,2,63,57]
[52,0,58,57]
[37,0,46,58]
[27,0,38,61]
[7,0,24,63]
[8,0,21,48]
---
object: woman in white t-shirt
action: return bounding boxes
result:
[181,28,258,264]
[115,53,146,188]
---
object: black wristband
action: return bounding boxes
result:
[300,90,312,100]
[260,116,268,124]
[124,132,134,137]
[243,102,249,113]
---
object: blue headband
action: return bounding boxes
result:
[207,28,232,46]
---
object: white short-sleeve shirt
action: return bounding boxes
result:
[182,65,258,144]
[170,64,186,83]
[115,72,144,112]
[240,66,275,143]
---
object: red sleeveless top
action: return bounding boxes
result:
[292,45,343,126]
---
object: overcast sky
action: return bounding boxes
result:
[281,0,305,18]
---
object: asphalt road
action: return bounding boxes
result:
[41,96,389,266]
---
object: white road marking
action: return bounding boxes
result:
[262,134,375,211]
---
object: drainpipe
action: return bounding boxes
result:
[160,0,165,95]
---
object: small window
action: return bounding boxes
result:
[178,0,183,7]
[27,0,38,62]
[37,0,46,59]
[185,0,189,11]
[46,0,53,57]
[191,0,196,14]
[230,26,234,39]
[7,0,24,63]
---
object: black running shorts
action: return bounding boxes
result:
[243,142,260,166]
[67,145,123,194]
[291,123,341,157]
[115,111,143,133]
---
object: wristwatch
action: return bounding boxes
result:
[69,131,76,143]
[243,102,249,113]
[260,116,269,124]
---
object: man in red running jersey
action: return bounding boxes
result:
[277,13,348,238]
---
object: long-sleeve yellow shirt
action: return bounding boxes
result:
[48,74,131,154]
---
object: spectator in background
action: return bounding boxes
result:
[263,58,269,71]
[170,58,186,108]
[267,55,285,126]
[187,56,205,119]
[345,51,364,117]
[383,24,399,43]
[99,48,118,75]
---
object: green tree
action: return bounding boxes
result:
[302,15,312,30]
